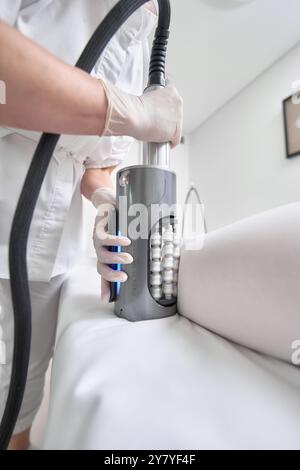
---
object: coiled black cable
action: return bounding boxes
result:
[0,0,171,450]
[149,29,169,86]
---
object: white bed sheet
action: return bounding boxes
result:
[43,259,300,450]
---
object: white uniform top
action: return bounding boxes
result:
[0,0,157,281]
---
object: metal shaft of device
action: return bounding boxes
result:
[142,85,171,168]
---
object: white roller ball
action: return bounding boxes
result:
[163,283,173,299]
[173,259,180,271]
[150,260,162,273]
[151,286,162,300]
[151,247,161,260]
[151,230,162,247]
[163,225,174,243]
[162,269,173,283]
[162,256,174,270]
[162,243,174,257]
[150,273,162,287]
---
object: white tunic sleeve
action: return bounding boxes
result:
[0,0,22,25]
[0,1,157,170]
[59,5,158,170]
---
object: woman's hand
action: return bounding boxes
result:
[91,187,133,302]
[100,80,183,148]
[0,17,183,147]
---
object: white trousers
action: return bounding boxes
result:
[0,275,65,434]
[178,202,300,362]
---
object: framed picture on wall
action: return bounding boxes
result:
[283,93,300,159]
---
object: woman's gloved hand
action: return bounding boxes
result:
[92,187,133,301]
[100,79,183,148]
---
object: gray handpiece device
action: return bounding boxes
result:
[110,87,180,321]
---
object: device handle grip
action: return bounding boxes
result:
[107,208,121,303]
[147,4,170,88]
[142,85,170,168]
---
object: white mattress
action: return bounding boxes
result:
[43,259,300,450]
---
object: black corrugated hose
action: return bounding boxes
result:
[0,0,171,450]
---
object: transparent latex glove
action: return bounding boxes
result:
[100,79,183,148]
[92,187,133,301]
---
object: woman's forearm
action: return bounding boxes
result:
[0,20,108,135]
[81,167,115,201]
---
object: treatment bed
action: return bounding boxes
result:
[43,254,300,449]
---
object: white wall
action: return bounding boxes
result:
[190,43,300,231]
[82,138,190,257]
